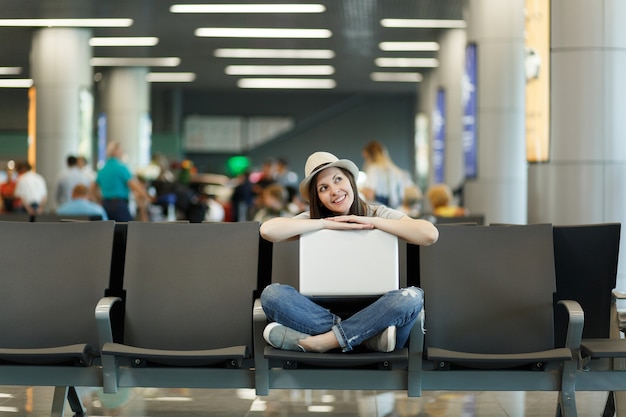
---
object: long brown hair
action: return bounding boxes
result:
[308,167,367,218]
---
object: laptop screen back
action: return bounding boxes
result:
[299,229,399,297]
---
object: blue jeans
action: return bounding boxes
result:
[260,283,424,352]
[102,199,132,222]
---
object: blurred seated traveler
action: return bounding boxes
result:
[14,160,47,216]
[0,166,19,212]
[426,183,469,217]
[398,185,423,218]
[253,182,291,223]
[56,184,108,220]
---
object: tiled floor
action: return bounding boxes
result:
[0,386,612,417]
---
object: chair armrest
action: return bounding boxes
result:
[96,296,122,394]
[253,298,268,353]
[612,289,626,300]
[557,300,584,351]
[611,290,626,335]
[253,298,267,323]
[95,296,122,348]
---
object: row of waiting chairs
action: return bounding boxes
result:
[0,220,622,417]
[0,213,102,222]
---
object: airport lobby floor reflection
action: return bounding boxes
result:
[0,386,610,417]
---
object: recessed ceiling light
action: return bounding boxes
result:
[0,67,22,75]
[171,4,325,13]
[90,57,181,67]
[0,18,133,27]
[195,28,332,38]
[307,405,334,413]
[379,42,439,51]
[370,72,423,82]
[214,48,335,59]
[90,37,159,47]
[147,72,196,82]
[0,79,33,88]
[237,78,336,89]
[375,57,439,68]
[225,65,334,75]
[381,19,466,29]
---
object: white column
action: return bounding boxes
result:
[30,28,93,208]
[463,0,527,224]
[529,0,626,288]
[99,67,151,171]
[437,29,467,191]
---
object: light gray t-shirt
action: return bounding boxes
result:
[295,204,406,220]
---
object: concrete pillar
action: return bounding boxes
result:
[529,0,626,288]
[99,67,151,171]
[30,27,93,209]
[462,0,527,224]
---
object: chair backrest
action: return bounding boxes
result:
[0,213,32,222]
[121,221,260,351]
[552,223,621,345]
[35,214,102,222]
[271,238,300,289]
[419,213,485,225]
[0,220,114,348]
[420,224,557,354]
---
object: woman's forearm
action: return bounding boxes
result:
[371,217,439,246]
[259,217,324,242]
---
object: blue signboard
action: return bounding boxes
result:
[97,113,107,169]
[432,88,446,184]
[463,43,478,179]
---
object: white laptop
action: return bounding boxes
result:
[299,229,399,297]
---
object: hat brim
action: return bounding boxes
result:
[299,159,359,202]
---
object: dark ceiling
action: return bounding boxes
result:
[0,0,464,94]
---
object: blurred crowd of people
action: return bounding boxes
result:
[0,139,469,223]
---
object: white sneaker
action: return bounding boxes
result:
[263,322,307,352]
[363,326,396,352]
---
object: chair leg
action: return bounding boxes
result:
[613,390,626,417]
[557,389,578,417]
[67,387,86,417]
[603,391,615,417]
[50,386,68,417]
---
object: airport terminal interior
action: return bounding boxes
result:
[1,1,625,416]
[0,386,612,417]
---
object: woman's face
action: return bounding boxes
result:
[315,166,354,215]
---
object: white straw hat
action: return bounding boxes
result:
[298,151,359,202]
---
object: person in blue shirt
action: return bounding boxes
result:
[56,184,108,220]
[92,141,152,222]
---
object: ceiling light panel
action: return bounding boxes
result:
[225,65,334,75]
[214,49,335,59]
[379,42,439,51]
[171,4,325,13]
[0,67,22,75]
[237,78,336,89]
[375,57,439,68]
[0,19,133,27]
[90,37,159,47]
[90,57,181,67]
[195,28,332,38]
[147,72,196,82]
[370,72,423,82]
[381,19,466,29]
[0,79,33,88]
